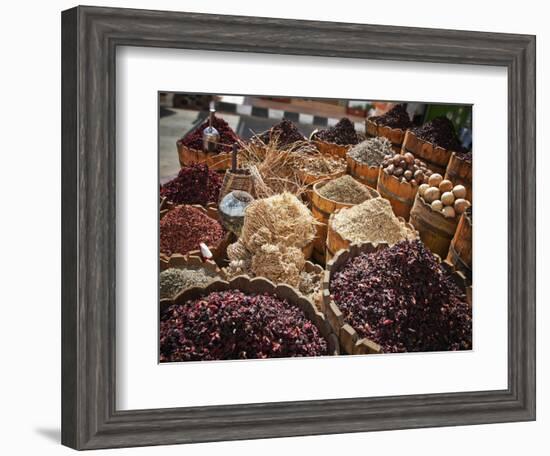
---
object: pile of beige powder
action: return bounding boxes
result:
[318,175,373,204]
[331,197,416,245]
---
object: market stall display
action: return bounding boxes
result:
[160,164,222,206]
[409,178,471,258]
[176,115,240,170]
[326,197,417,261]
[311,118,360,158]
[376,151,431,219]
[365,104,413,153]
[346,136,392,188]
[224,192,316,287]
[160,276,339,361]
[311,176,379,264]
[401,116,470,175]
[323,240,471,354]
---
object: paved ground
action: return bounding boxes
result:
[159,107,318,182]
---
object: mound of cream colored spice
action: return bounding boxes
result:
[331,197,416,245]
[318,175,372,204]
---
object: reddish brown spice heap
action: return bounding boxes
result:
[160,290,328,361]
[160,205,224,256]
[314,118,360,145]
[160,164,221,206]
[330,240,471,353]
[256,119,306,148]
[369,104,413,130]
[179,115,239,153]
[411,116,468,154]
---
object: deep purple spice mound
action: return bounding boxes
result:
[179,115,239,153]
[160,290,329,361]
[160,164,221,206]
[314,118,360,145]
[330,240,472,353]
[257,119,306,148]
[412,116,467,154]
[369,104,413,130]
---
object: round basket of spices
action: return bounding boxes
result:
[159,275,340,361]
[365,104,413,154]
[176,115,240,171]
[310,118,361,159]
[296,152,347,202]
[401,117,469,175]
[408,178,471,259]
[160,204,232,267]
[446,207,472,281]
[325,197,418,263]
[311,175,379,265]
[346,136,394,189]
[160,164,223,208]
[159,254,225,300]
[376,169,419,220]
[321,240,471,355]
[444,151,473,201]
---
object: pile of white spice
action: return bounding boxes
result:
[331,197,417,245]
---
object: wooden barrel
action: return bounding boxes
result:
[408,194,459,258]
[176,140,233,171]
[446,210,472,281]
[325,210,415,263]
[365,118,408,154]
[445,152,472,201]
[376,169,418,220]
[310,179,378,264]
[346,154,380,189]
[401,130,453,175]
[159,275,340,356]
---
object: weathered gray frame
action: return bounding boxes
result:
[61,5,536,450]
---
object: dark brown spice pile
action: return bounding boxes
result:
[160,164,222,206]
[160,205,224,256]
[412,117,469,155]
[369,104,413,130]
[179,115,239,153]
[160,290,329,361]
[256,119,306,148]
[330,240,472,353]
[313,118,360,145]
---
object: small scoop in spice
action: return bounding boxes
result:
[199,242,213,261]
[202,102,220,152]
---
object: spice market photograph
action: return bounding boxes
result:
[158,94,473,362]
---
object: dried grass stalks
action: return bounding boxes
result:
[238,136,310,198]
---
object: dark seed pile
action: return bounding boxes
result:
[179,115,239,153]
[412,116,468,154]
[369,104,413,130]
[314,118,360,145]
[330,240,472,353]
[257,119,306,148]
[160,205,224,256]
[160,290,329,361]
[160,164,222,206]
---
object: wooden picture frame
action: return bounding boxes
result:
[61,5,536,450]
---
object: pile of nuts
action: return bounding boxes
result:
[418,174,471,219]
[381,152,432,186]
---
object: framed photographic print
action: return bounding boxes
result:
[61,5,536,450]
